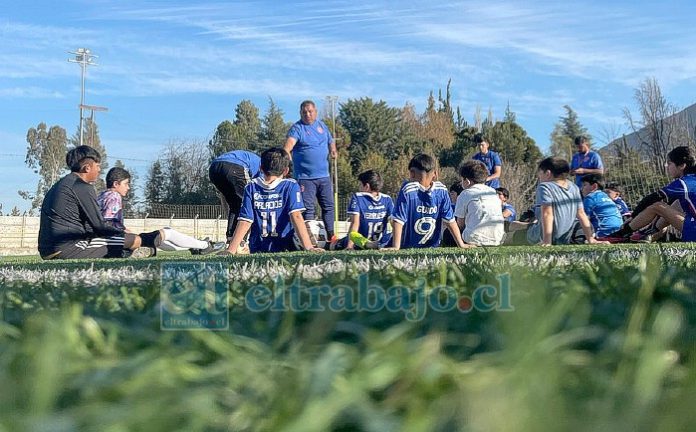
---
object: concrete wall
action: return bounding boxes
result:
[0,216,349,256]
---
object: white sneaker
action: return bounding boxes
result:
[131,246,156,258]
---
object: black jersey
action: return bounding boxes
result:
[38,173,124,256]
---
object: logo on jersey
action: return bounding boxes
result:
[317,126,324,134]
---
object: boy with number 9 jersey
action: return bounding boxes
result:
[390,154,472,250]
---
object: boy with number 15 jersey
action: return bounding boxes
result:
[391,154,471,249]
[345,170,395,249]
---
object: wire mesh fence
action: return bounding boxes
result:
[142,204,225,220]
[142,197,354,222]
[602,156,670,208]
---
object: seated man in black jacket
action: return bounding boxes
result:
[38,145,161,260]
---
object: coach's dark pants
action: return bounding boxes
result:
[209,161,250,240]
[299,177,335,237]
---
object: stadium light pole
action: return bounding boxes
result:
[327,95,339,236]
[68,48,98,147]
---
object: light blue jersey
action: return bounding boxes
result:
[347,192,394,247]
[286,120,334,179]
[583,190,623,237]
[571,151,603,186]
[392,181,454,248]
[502,202,516,222]
[212,150,262,178]
[472,151,502,188]
[238,178,305,253]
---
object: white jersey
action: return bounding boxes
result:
[454,183,504,246]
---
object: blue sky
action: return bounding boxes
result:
[2,0,696,212]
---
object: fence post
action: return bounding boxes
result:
[169,213,175,228]
[215,215,221,242]
[20,215,26,248]
[194,214,199,238]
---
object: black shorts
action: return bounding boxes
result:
[41,233,137,260]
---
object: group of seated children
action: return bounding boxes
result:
[38,145,696,260]
[221,145,696,252]
[225,150,616,254]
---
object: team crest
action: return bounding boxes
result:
[317,126,324,134]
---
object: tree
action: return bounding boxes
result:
[339,98,401,168]
[70,118,108,190]
[20,122,68,209]
[418,92,455,155]
[144,160,165,211]
[334,151,358,199]
[549,105,589,161]
[208,120,235,157]
[440,125,479,168]
[486,117,542,165]
[233,99,262,151]
[113,160,140,217]
[623,77,691,174]
[259,98,289,151]
[357,150,411,199]
[146,139,218,208]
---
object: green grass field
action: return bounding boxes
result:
[1,244,696,431]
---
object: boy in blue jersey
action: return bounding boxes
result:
[441,182,465,247]
[209,150,262,242]
[579,174,623,237]
[332,170,394,250]
[605,146,696,242]
[390,154,470,250]
[225,148,324,254]
[605,184,632,220]
[496,187,516,222]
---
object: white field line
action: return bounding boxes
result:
[0,248,689,287]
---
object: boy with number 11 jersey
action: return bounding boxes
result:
[226,148,323,254]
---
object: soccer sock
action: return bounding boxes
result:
[614,223,635,237]
[139,230,163,248]
[162,227,207,249]
[158,240,189,251]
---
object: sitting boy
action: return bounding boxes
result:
[605,183,632,220]
[506,157,602,246]
[605,146,696,243]
[455,161,505,246]
[390,153,470,249]
[496,187,517,222]
[580,174,623,238]
[333,169,394,250]
[98,167,224,255]
[441,182,465,247]
[225,148,324,254]
[38,146,160,259]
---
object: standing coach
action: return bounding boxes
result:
[284,100,338,239]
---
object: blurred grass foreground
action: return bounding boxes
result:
[0,245,695,431]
